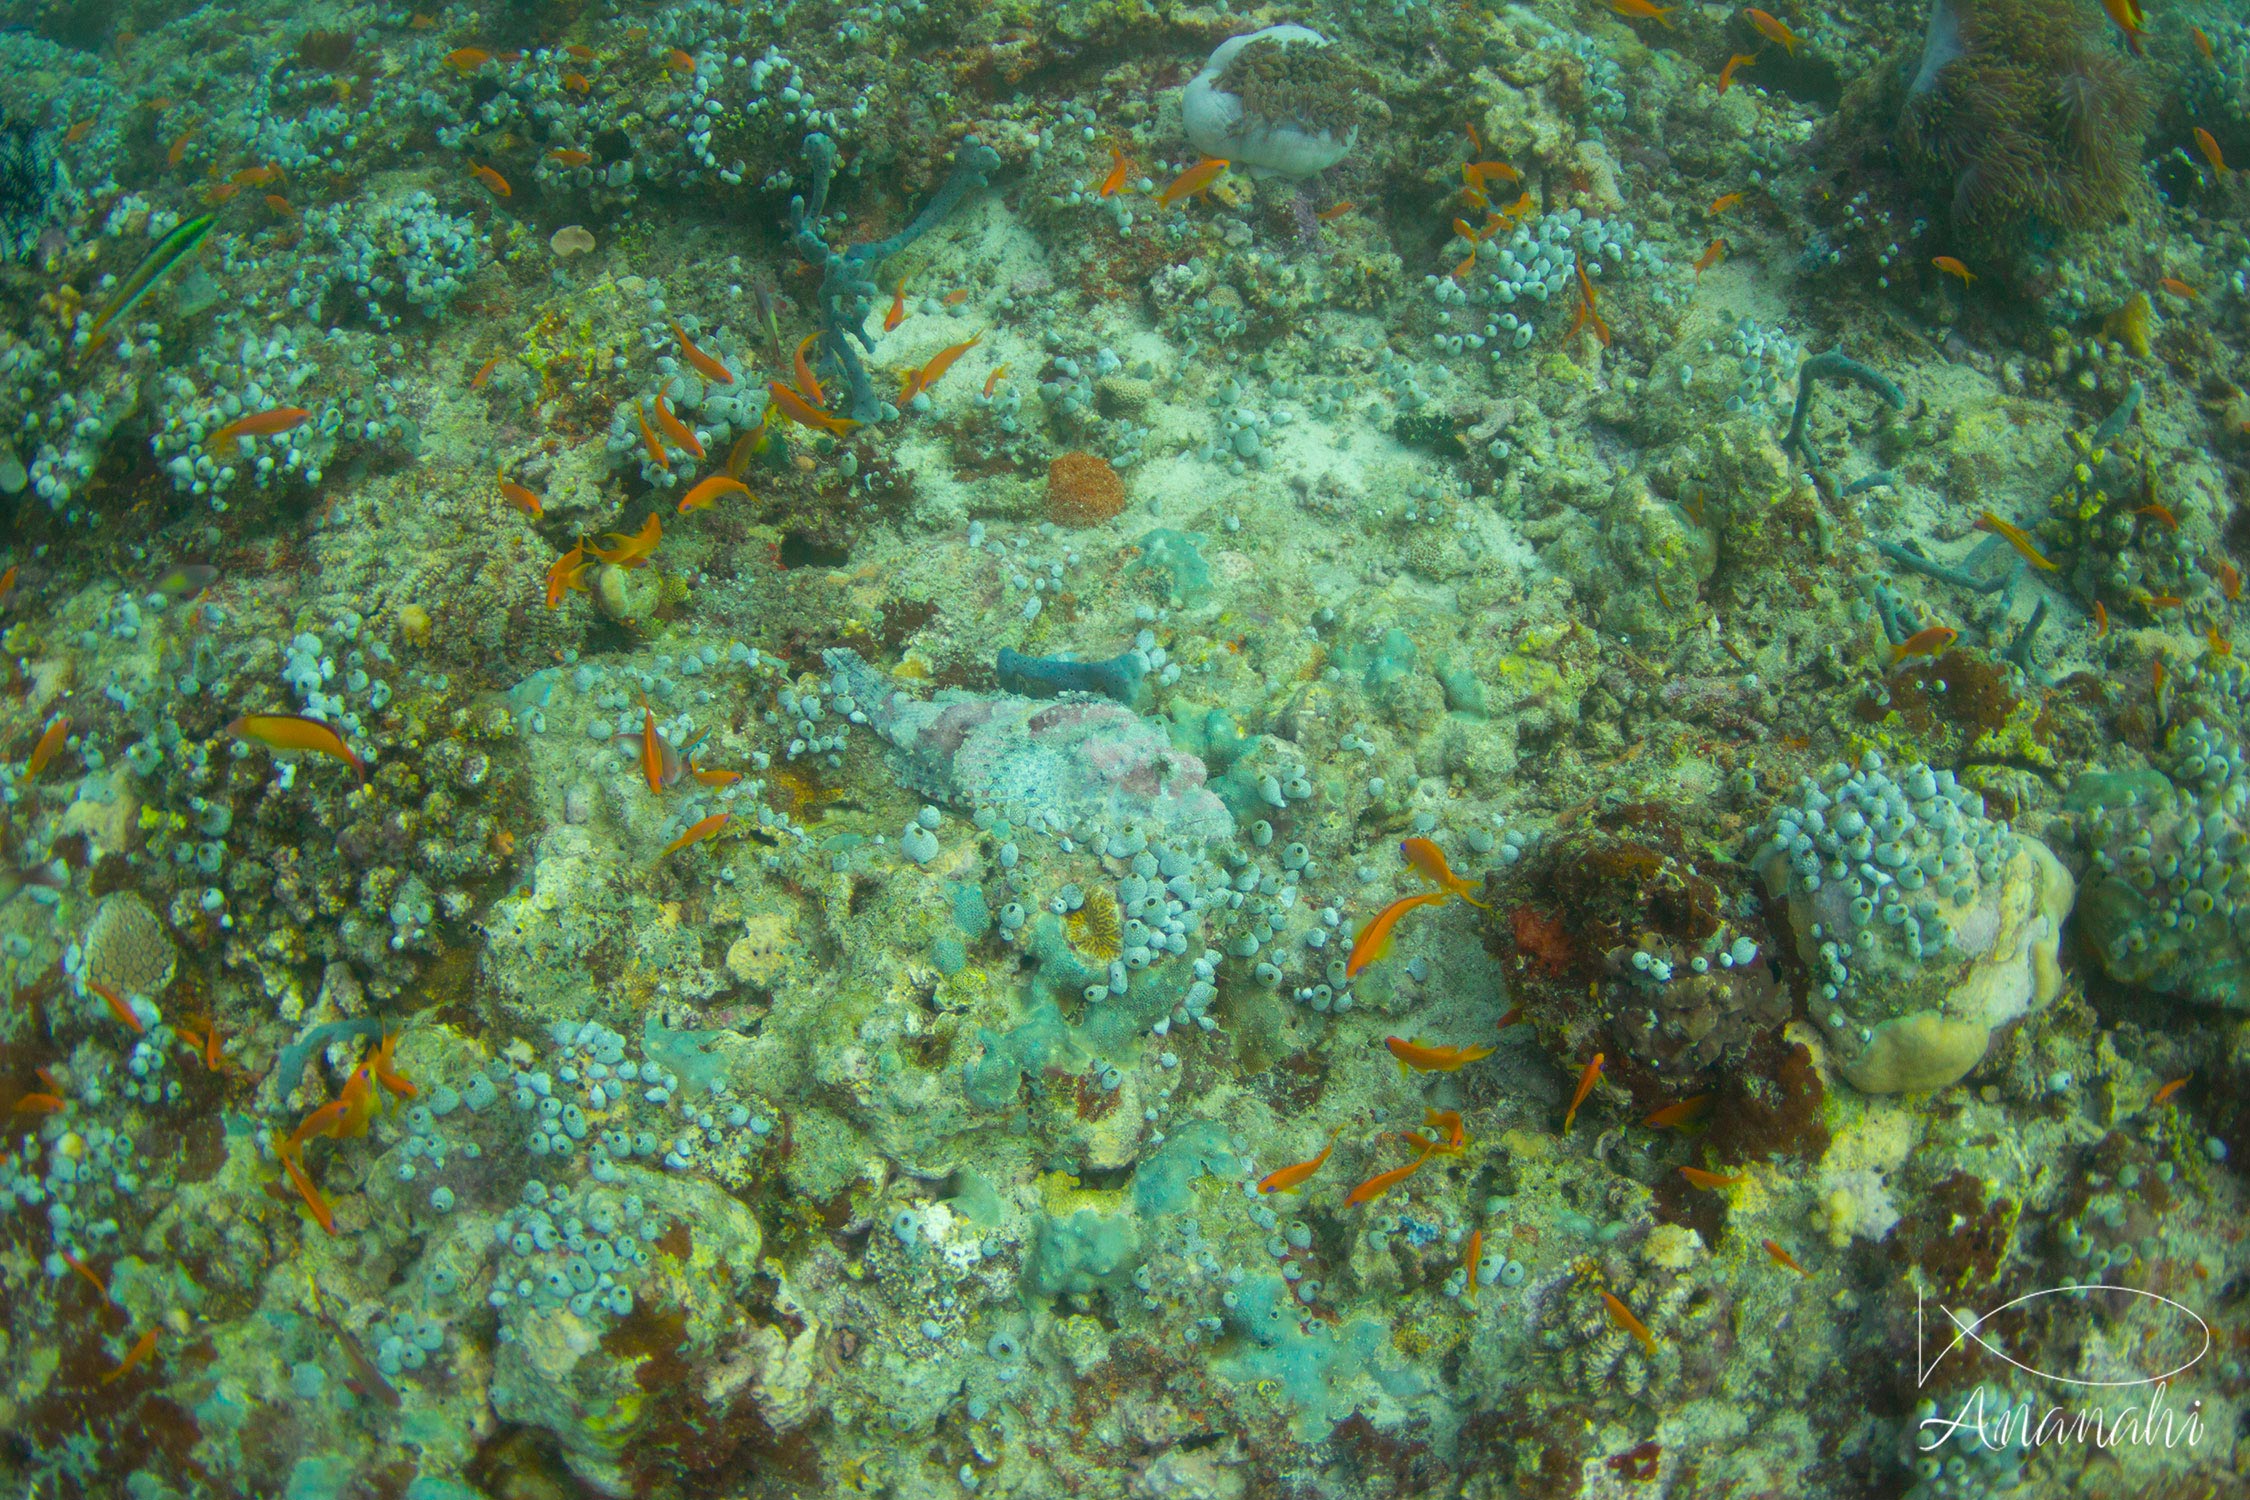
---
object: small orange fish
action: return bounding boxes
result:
[982,364,1011,398]
[167,130,192,167]
[2152,1075,2190,1106]
[201,181,242,206]
[443,46,491,74]
[86,979,145,1035]
[548,148,594,167]
[470,353,502,388]
[1717,52,1756,93]
[1386,1036,1497,1074]
[2148,594,2185,610]
[562,43,595,60]
[1453,252,1478,283]
[366,1032,414,1102]
[1418,1108,1468,1154]
[677,474,750,514]
[498,473,543,517]
[2093,600,2112,637]
[1706,192,1744,217]
[1346,890,1450,979]
[1463,161,1520,188]
[690,764,741,788]
[286,1099,350,1152]
[2135,502,2179,530]
[1609,0,1675,26]
[591,512,663,570]
[2099,0,2146,55]
[768,381,861,437]
[942,289,970,307]
[26,714,69,777]
[1562,1053,1604,1134]
[546,542,591,609]
[11,1092,64,1115]
[65,119,94,144]
[1678,1165,1748,1189]
[1568,255,1611,347]
[792,334,827,409]
[0,563,17,608]
[1098,146,1131,198]
[667,48,696,72]
[2158,277,2200,300]
[1694,239,1727,277]
[1744,8,1800,54]
[232,164,281,187]
[469,162,511,198]
[264,194,296,217]
[60,1248,109,1301]
[1761,1238,1810,1275]
[652,391,705,460]
[1932,255,1974,285]
[562,71,591,94]
[1495,1004,1525,1031]
[1890,625,1958,664]
[631,399,671,468]
[2209,627,2232,658]
[1345,1144,1433,1207]
[2218,560,2243,601]
[2193,27,2214,61]
[1972,511,2059,570]
[276,1138,337,1235]
[1257,1130,1340,1194]
[227,713,365,778]
[1400,837,1490,907]
[1452,216,1485,244]
[902,333,981,402]
[1317,200,1354,222]
[727,411,772,475]
[1463,1227,1484,1303]
[884,283,907,332]
[205,406,311,455]
[175,1019,229,1073]
[1642,1095,1710,1129]
[100,1327,160,1384]
[660,812,731,859]
[1158,157,1228,207]
[1602,1291,1658,1353]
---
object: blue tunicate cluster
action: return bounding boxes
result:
[4,1118,141,1260]
[1762,751,2012,1014]
[1718,318,1804,415]
[288,191,488,328]
[487,1176,658,1323]
[1429,208,1671,358]
[368,1309,449,1377]
[515,1019,772,1180]
[150,333,337,504]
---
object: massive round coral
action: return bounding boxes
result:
[1046,450,1127,528]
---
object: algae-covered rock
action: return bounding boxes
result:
[1760,751,2072,1093]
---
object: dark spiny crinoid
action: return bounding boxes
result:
[1897,0,2149,244]
[0,120,54,253]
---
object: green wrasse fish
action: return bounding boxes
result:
[80,212,216,359]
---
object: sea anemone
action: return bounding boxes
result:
[1897,0,2149,243]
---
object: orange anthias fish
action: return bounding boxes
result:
[652,392,705,460]
[549,148,594,167]
[1706,192,1744,217]
[12,1092,64,1115]
[1462,1228,1484,1303]
[1761,1238,1810,1275]
[562,70,592,94]
[1717,53,1756,93]
[26,714,69,777]
[226,713,365,778]
[982,365,1011,398]
[1387,1036,1497,1075]
[659,812,731,858]
[590,512,662,569]
[2194,27,2214,62]
[276,1136,337,1235]
[1257,1130,1340,1194]
[469,162,511,198]
[1400,837,1490,907]
[1932,255,1974,285]
[2152,1075,2190,1106]
[1098,146,1132,198]
[677,474,750,514]
[1158,157,1228,207]
[1317,201,1354,222]
[1609,0,1675,26]
[204,406,311,455]
[669,320,734,384]
[1463,161,1520,190]
[443,46,490,73]
[1345,890,1450,979]
[60,1248,109,1302]
[1890,625,1958,664]
[1601,1291,1659,1353]
[1694,239,1727,277]
[1642,1095,1710,1128]
[1345,1142,1434,1206]
[792,334,827,409]
[1678,1165,1748,1189]
[469,353,502,388]
[633,398,672,469]
[2100,0,2147,55]
[1416,1108,1468,1154]
[2136,502,2180,531]
[2217,560,2242,601]
[86,979,145,1035]
[546,542,591,609]
[1744,7,1800,54]
[1567,256,1612,347]
[286,1098,350,1152]
[100,1326,160,1385]
[637,704,665,794]
[2093,600,2112,637]
[498,473,544,517]
[1561,1053,1605,1134]
[1973,511,2058,570]
[370,1031,417,1100]
[902,333,982,403]
[2159,277,2200,300]
[884,282,907,332]
[942,289,970,307]
[768,381,860,437]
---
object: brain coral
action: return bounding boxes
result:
[83,891,177,997]
[1047,451,1126,528]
